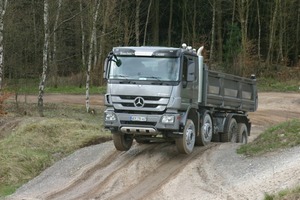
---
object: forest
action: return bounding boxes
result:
[0,0,299,91]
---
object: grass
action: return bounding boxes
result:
[8,85,107,95]
[0,103,111,197]
[264,186,300,200]
[237,119,300,199]
[258,77,300,92]
[237,119,300,156]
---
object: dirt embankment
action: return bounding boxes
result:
[5,92,300,200]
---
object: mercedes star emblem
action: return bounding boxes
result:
[134,97,145,107]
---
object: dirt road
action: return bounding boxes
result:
[6,92,300,200]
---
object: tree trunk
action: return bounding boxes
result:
[167,0,173,46]
[143,0,152,46]
[192,0,196,46]
[180,1,186,44]
[210,0,216,62]
[152,0,159,45]
[52,0,62,88]
[0,0,8,92]
[38,0,50,117]
[296,0,300,65]
[86,0,100,113]
[79,0,86,88]
[256,0,261,61]
[216,0,222,62]
[135,0,141,46]
[277,0,284,63]
[267,0,279,64]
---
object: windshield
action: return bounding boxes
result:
[108,56,180,81]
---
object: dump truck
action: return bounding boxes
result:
[103,44,258,154]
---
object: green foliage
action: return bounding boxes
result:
[223,23,242,69]
[264,186,300,200]
[0,103,111,197]
[237,119,300,156]
[258,78,300,92]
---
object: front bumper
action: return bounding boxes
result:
[104,109,181,135]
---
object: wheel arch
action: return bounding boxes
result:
[180,106,199,136]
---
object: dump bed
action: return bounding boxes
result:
[201,68,257,112]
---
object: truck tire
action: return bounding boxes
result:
[221,118,238,143]
[237,123,248,144]
[112,132,133,151]
[176,119,195,154]
[196,112,213,146]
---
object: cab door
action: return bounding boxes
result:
[181,54,198,109]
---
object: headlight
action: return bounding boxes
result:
[161,115,175,124]
[105,112,117,121]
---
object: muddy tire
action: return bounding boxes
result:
[221,118,238,143]
[237,123,248,144]
[112,132,133,151]
[196,112,213,146]
[176,119,195,154]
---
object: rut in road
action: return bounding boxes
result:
[44,142,217,200]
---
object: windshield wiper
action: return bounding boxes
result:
[111,74,129,80]
[143,76,162,81]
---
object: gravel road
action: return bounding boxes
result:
[5,92,300,200]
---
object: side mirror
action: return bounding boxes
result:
[103,57,109,80]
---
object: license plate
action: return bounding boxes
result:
[130,116,147,122]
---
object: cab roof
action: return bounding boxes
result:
[112,46,196,57]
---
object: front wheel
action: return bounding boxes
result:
[112,132,133,151]
[196,112,213,146]
[176,119,195,154]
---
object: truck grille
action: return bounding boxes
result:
[112,95,169,112]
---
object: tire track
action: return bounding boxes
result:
[45,143,162,200]
[100,144,219,200]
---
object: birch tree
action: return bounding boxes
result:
[86,0,100,113]
[0,0,8,92]
[38,0,50,117]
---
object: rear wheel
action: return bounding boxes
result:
[176,119,195,154]
[237,123,248,144]
[112,132,133,151]
[221,118,238,142]
[196,112,213,146]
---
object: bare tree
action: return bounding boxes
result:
[168,0,173,46]
[86,0,100,113]
[0,0,8,92]
[266,0,279,64]
[38,0,50,117]
[297,0,300,64]
[237,0,252,66]
[256,0,261,61]
[135,0,141,46]
[209,0,216,62]
[143,0,152,46]
[52,0,62,88]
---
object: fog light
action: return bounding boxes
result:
[161,115,175,124]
